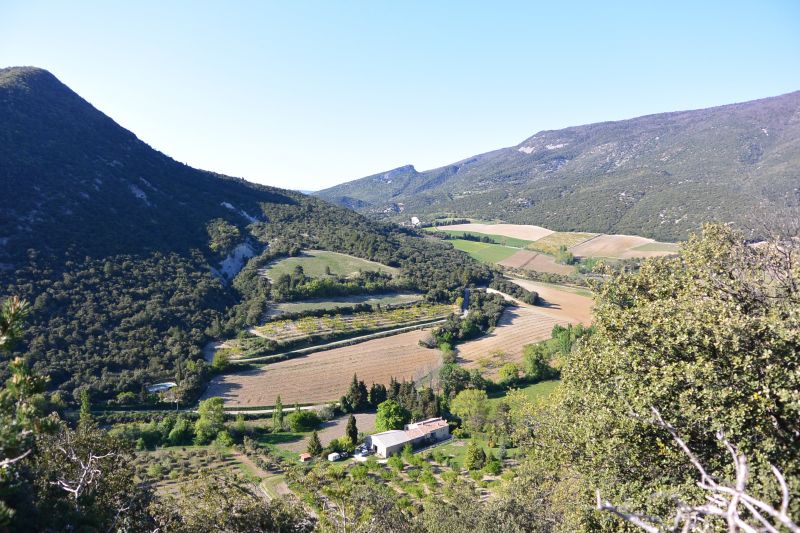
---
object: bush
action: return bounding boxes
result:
[213,430,235,448]
[482,458,502,476]
[387,455,404,472]
[349,464,368,481]
[147,463,164,478]
[316,404,336,421]
[285,410,321,432]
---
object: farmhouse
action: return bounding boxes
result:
[365,417,450,458]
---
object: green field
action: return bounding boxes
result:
[268,292,422,315]
[449,239,520,263]
[632,242,680,253]
[526,232,598,254]
[427,228,532,248]
[488,380,561,407]
[261,250,400,280]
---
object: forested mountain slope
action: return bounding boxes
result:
[318,91,800,240]
[0,67,491,402]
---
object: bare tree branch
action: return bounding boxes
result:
[597,407,800,533]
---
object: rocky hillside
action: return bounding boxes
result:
[318,91,800,240]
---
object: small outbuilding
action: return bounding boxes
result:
[365,417,450,458]
[299,453,313,463]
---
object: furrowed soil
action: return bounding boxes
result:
[204,330,441,407]
[457,306,567,379]
[570,234,676,259]
[508,278,593,325]
[497,250,576,274]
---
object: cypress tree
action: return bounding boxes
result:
[346,414,358,445]
[307,430,323,456]
[272,395,284,432]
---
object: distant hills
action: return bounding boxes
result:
[317,91,800,240]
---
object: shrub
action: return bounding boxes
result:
[387,455,404,472]
[285,410,321,432]
[147,463,164,478]
[482,458,502,476]
[213,430,235,448]
[349,464,368,481]
[316,404,336,421]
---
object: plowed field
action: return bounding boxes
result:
[203,330,441,407]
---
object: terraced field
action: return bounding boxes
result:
[260,250,400,280]
[254,303,453,343]
[204,329,442,407]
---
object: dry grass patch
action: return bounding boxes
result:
[526,232,598,254]
[443,223,554,241]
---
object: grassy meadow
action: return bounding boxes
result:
[448,239,520,263]
[261,250,400,279]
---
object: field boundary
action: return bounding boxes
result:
[233,317,446,364]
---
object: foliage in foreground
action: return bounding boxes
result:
[517,224,800,530]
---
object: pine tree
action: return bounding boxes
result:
[272,395,284,432]
[307,430,323,456]
[463,440,486,471]
[346,414,358,446]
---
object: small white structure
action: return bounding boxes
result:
[410,216,421,227]
[365,417,450,458]
[146,382,177,393]
[327,452,342,462]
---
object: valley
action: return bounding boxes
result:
[1,62,797,533]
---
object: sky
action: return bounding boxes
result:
[1,1,799,191]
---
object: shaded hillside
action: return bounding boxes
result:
[0,67,491,401]
[318,91,800,240]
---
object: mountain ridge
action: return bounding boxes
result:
[317,90,800,240]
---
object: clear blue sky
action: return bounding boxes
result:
[2,1,799,190]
